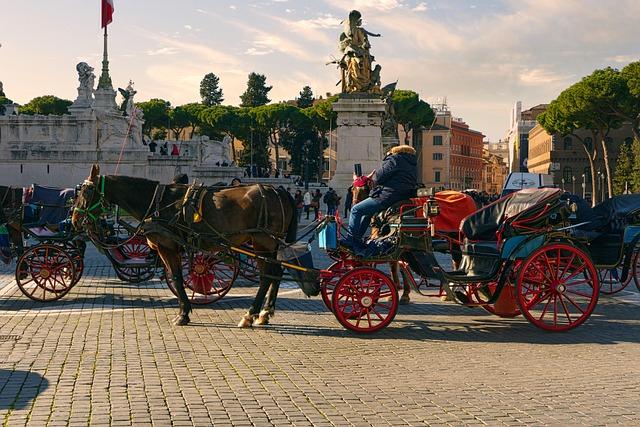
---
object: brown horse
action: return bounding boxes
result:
[0,186,25,257]
[72,165,298,327]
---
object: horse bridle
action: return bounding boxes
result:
[73,176,111,226]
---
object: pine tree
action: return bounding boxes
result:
[297,86,314,108]
[240,73,272,107]
[613,142,633,195]
[200,73,224,106]
[632,138,640,192]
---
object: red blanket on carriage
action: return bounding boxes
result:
[411,191,477,233]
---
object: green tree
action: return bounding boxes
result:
[632,138,640,192]
[303,95,338,180]
[253,103,305,172]
[240,73,272,107]
[613,141,633,195]
[168,106,191,140]
[538,94,599,204]
[200,105,252,164]
[137,98,171,138]
[297,86,314,108]
[391,90,435,144]
[180,102,206,138]
[200,73,224,106]
[19,95,72,115]
[620,61,640,141]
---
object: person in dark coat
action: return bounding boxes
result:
[340,145,418,253]
[344,186,353,217]
[173,173,188,184]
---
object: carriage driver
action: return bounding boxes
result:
[340,145,418,255]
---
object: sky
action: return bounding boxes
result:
[1,0,639,141]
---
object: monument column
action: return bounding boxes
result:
[94,26,118,111]
[329,95,386,191]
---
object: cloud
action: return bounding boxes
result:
[230,5,237,10]
[245,47,274,56]
[606,54,639,64]
[146,47,180,56]
[412,2,427,12]
[518,67,571,85]
[184,25,192,30]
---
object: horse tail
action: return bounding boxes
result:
[281,189,298,244]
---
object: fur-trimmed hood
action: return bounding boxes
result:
[389,145,416,156]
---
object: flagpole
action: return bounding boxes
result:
[98,24,112,90]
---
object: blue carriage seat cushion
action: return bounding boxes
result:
[29,184,76,225]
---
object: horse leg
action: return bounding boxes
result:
[390,262,409,305]
[399,263,412,304]
[254,264,283,326]
[238,257,275,328]
[157,246,191,326]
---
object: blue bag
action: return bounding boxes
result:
[318,219,337,250]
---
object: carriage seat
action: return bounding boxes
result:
[463,241,500,256]
[570,194,640,240]
[26,185,75,226]
[460,188,562,242]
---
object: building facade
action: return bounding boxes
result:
[506,102,547,173]
[528,123,635,203]
[482,149,508,194]
[411,106,485,190]
[484,139,509,166]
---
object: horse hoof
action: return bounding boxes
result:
[254,314,269,326]
[399,295,410,305]
[238,315,254,328]
[173,315,190,326]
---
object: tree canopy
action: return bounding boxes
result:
[200,73,224,106]
[18,95,72,115]
[137,98,171,138]
[240,72,272,107]
[391,90,435,144]
[297,86,314,108]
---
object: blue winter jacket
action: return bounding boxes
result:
[370,152,418,203]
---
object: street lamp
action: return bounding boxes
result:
[581,173,586,198]
[304,139,311,191]
[572,175,576,194]
[561,178,565,191]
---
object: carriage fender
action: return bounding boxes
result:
[502,235,545,260]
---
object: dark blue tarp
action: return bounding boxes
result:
[29,185,75,225]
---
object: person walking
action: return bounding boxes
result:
[312,189,322,220]
[294,189,304,222]
[303,190,312,220]
[344,186,353,217]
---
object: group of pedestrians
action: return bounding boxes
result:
[292,187,342,222]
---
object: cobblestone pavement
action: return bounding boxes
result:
[1,222,640,426]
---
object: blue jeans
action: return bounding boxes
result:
[347,197,387,242]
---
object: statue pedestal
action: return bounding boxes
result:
[329,95,386,193]
[94,88,118,111]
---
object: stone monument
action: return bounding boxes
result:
[69,62,96,113]
[328,10,388,191]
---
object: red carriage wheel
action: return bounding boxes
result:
[63,242,85,286]
[331,267,398,333]
[113,264,155,283]
[239,253,260,283]
[166,252,239,304]
[598,267,631,295]
[515,243,599,332]
[320,259,362,311]
[15,244,76,302]
[119,236,151,259]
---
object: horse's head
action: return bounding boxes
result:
[72,164,108,234]
[351,175,372,205]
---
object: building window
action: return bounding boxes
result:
[584,137,593,152]
[433,153,443,160]
[563,136,572,149]
[47,165,50,174]
[434,171,441,182]
[563,166,573,182]
[433,135,443,146]
[20,164,23,174]
[277,158,288,171]
[584,167,591,183]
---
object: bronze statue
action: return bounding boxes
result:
[118,80,137,117]
[332,10,382,94]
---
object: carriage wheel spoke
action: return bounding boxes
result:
[562,293,586,314]
[558,295,573,323]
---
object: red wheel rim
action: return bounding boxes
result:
[598,267,631,295]
[15,244,76,302]
[321,259,362,311]
[119,236,151,259]
[516,243,599,332]
[166,252,238,304]
[331,267,398,333]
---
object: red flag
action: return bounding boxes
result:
[101,0,114,28]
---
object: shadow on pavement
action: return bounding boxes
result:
[0,369,48,410]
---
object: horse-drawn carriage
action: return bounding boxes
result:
[71,165,622,333]
[1,184,159,301]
